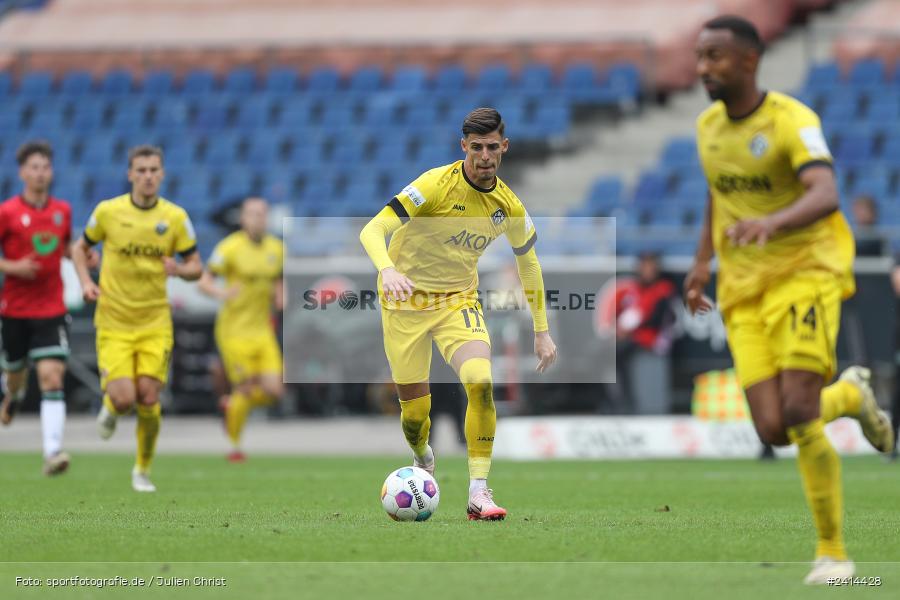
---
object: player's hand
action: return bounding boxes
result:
[683,261,714,316]
[534,330,557,373]
[223,284,241,301]
[82,280,101,303]
[86,248,101,270]
[726,217,777,247]
[380,267,415,302]
[6,255,40,279]
[162,256,179,277]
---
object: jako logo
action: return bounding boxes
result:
[445,229,494,251]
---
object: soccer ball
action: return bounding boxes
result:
[380,466,440,522]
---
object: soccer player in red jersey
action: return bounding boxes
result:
[0,141,83,475]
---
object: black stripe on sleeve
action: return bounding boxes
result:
[387,197,410,224]
[796,160,834,176]
[83,232,98,246]
[178,245,198,259]
[512,232,537,256]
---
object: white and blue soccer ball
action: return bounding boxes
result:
[381,466,440,522]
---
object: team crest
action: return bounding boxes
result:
[53,211,63,226]
[749,134,769,158]
[155,221,169,235]
[491,209,506,225]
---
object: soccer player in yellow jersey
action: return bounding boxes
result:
[685,16,894,584]
[198,197,284,462]
[72,145,202,492]
[360,108,558,520]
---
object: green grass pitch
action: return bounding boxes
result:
[0,453,897,599]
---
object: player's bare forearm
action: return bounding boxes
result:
[71,238,94,286]
[273,278,285,312]
[197,270,224,299]
[176,253,203,281]
[694,194,714,264]
[769,165,838,232]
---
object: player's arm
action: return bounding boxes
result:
[197,269,238,301]
[727,165,838,246]
[72,236,100,302]
[359,205,414,301]
[513,246,557,373]
[684,193,714,315]
[163,249,202,281]
[273,276,284,312]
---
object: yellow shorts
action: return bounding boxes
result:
[724,270,842,389]
[382,299,491,385]
[217,332,283,384]
[97,328,173,390]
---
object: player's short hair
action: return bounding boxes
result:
[16,140,53,166]
[462,107,505,138]
[703,15,764,54]
[128,144,164,167]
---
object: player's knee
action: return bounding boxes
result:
[755,419,789,446]
[780,373,822,427]
[37,368,64,391]
[459,358,493,405]
[136,379,162,407]
[108,390,135,412]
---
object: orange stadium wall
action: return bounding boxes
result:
[0,0,848,91]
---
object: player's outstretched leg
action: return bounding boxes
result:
[821,367,894,453]
[0,370,28,426]
[460,358,506,521]
[40,390,68,476]
[133,402,160,492]
[399,390,434,476]
[225,390,251,462]
[97,394,123,440]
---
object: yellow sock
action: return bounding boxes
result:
[249,387,274,408]
[226,391,252,448]
[787,418,847,560]
[820,380,862,423]
[135,403,161,473]
[460,358,495,480]
[399,394,431,457]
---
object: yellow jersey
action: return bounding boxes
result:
[84,194,197,331]
[696,91,855,313]
[207,230,283,339]
[383,160,537,310]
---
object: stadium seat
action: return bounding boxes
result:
[519,63,553,95]
[201,132,242,165]
[660,137,698,168]
[100,70,134,96]
[142,70,175,96]
[606,63,641,102]
[183,69,218,96]
[59,71,93,96]
[475,64,513,92]
[264,67,299,94]
[305,67,341,94]
[391,66,428,93]
[348,66,384,93]
[0,71,12,96]
[224,67,257,93]
[804,61,840,90]
[849,58,886,86]
[18,71,54,98]
[433,65,467,93]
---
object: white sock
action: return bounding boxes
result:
[414,444,434,465]
[40,396,66,458]
[469,478,487,496]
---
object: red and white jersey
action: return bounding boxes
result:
[0,195,71,318]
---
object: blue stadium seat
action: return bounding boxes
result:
[78,137,118,166]
[244,137,286,168]
[391,66,427,93]
[213,168,256,202]
[151,97,191,130]
[201,133,242,165]
[633,171,668,205]
[804,61,840,91]
[142,70,175,95]
[19,71,54,98]
[849,59,886,86]
[433,65,467,93]
[319,105,357,131]
[182,70,217,96]
[835,133,873,168]
[329,138,367,168]
[233,95,275,130]
[475,64,512,92]
[529,103,570,138]
[59,71,93,96]
[69,100,107,131]
[264,67,299,94]
[191,102,229,132]
[109,100,150,132]
[100,70,134,96]
[305,67,341,93]
[821,99,860,122]
[866,100,898,122]
[0,71,12,96]
[348,66,384,93]
[519,63,553,94]
[224,67,257,93]
[561,63,599,102]
[660,137,698,168]
[606,63,641,102]
[287,141,326,169]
